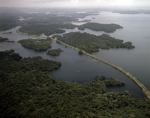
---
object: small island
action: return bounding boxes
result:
[55,32,135,53]
[0,37,8,42]
[0,37,15,43]
[78,22,123,33]
[46,48,63,56]
[18,38,52,51]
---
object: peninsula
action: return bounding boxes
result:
[54,32,135,53]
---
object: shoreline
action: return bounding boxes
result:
[52,38,150,99]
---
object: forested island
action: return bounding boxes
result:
[17,12,79,36]
[0,8,123,36]
[18,22,123,36]
[0,37,8,42]
[78,23,123,33]
[54,32,135,53]
[18,38,52,51]
[0,37,15,43]
[18,23,76,36]
[47,48,63,56]
[0,50,150,118]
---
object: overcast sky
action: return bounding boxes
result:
[0,0,150,8]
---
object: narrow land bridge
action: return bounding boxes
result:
[52,38,150,99]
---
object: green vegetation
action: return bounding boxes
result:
[18,21,123,36]
[0,37,8,42]
[16,11,98,36]
[78,23,123,33]
[47,48,63,56]
[94,75,106,81]
[18,38,52,51]
[55,32,135,53]
[18,14,77,36]
[0,50,150,118]
[105,78,125,86]
[94,76,125,86]
[0,37,15,43]
[19,25,64,36]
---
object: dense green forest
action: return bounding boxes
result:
[78,23,123,33]
[18,20,123,36]
[0,9,150,118]
[18,38,52,51]
[0,50,150,118]
[0,9,121,36]
[0,9,98,35]
[55,32,135,53]
[18,23,76,36]
[18,14,78,36]
[47,48,63,56]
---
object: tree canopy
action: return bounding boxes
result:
[78,22,123,33]
[47,48,63,56]
[0,50,149,118]
[55,32,135,53]
[0,37,8,42]
[18,38,52,51]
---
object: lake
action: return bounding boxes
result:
[0,11,150,98]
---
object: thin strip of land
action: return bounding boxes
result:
[52,37,150,99]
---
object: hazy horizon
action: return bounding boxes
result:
[0,0,150,9]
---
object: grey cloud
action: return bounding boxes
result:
[0,0,150,7]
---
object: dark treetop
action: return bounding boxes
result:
[18,38,52,51]
[0,50,150,118]
[47,48,63,56]
[78,22,123,33]
[0,37,8,42]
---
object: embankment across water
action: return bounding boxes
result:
[52,38,150,99]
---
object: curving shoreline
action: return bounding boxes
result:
[53,37,150,99]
